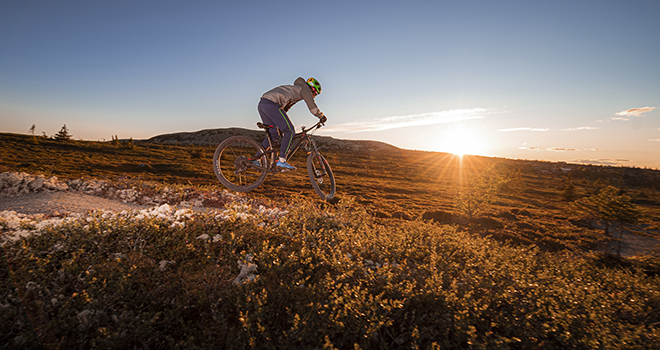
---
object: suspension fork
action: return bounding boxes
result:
[307,138,327,177]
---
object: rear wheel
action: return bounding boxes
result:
[213,136,268,192]
[307,153,336,200]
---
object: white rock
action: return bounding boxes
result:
[0,173,23,189]
[27,178,45,191]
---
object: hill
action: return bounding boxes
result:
[146,127,400,152]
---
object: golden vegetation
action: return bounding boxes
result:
[2,131,660,348]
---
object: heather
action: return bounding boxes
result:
[2,197,660,349]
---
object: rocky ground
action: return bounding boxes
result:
[1,171,658,257]
[0,171,285,245]
[0,171,242,214]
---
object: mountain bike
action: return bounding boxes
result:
[213,120,336,200]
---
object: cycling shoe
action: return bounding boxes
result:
[276,160,296,171]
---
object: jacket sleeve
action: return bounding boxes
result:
[300,84,323,117]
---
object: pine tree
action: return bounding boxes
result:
[561,173,577,201]
[607,193,644,255]
[573,186,644,255]
[54,124,72,141]
[454,164,515,223]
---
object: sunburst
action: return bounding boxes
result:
[439,126,487,157]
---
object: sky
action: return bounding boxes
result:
[1,0,659,168]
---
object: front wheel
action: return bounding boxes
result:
[307,153,336,200]
[213,136,268,192]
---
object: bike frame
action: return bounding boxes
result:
[250,121,326,174]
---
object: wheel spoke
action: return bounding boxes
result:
[307,153,335,200]
[213,137,268,192]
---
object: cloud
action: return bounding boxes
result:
[650,139,660,142]
[322,108,489,133]
[519,146,576,152]
[519,144,600,152]
[572,159,630,166]
[562,126,600,131]
[615,106,657,117]
[610,117,630,121]
[497,127,550,132]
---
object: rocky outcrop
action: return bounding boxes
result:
[0,172,68,197]
[0,172,240,209]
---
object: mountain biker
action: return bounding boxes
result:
[257,77,327,170]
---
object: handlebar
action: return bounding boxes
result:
[301,119,325,134]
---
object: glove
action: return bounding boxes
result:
[319,114,327,124]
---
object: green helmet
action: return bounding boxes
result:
[306,77,322,95]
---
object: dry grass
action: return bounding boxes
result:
[2,131,660,252]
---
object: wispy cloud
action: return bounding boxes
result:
[562,126,600,131]
[519,144,600,152]
[615,106,657,117]
[650,139,660,142]
[322,108,489,133]
[520,146,576,152]
[497,127,550,132]
[572,159,630,166]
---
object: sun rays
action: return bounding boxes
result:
[409,149,491,191]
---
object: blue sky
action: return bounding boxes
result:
[1,0,659,168]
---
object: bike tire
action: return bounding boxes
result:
[213,136,268,192]
[307,153,336,200]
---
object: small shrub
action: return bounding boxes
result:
[473,216,505,231]
[190,147,205,159]
[421,210,453,224]
[391,211,412,220]
[123,137,136,150]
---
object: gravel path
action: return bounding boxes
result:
[0,192,148,215]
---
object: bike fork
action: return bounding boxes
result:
[314,155,327,178]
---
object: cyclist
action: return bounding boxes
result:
[257,77,327,170]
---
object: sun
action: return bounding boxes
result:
[439,127,486,156]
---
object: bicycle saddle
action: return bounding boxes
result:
[257,122,273,130]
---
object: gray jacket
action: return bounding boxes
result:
[261,77,323,117]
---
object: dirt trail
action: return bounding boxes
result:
[0,191,148,215]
